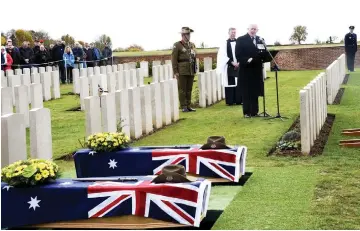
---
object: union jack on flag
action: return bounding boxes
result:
[152,146,247,182]
[87,179,211,227]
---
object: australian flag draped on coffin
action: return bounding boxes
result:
[73,145,247,182]
[1,177,211,229]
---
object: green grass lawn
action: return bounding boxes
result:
[113,43,348,57]
[35,69,360,229]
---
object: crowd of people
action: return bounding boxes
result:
[1,39,113,84]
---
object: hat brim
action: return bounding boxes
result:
[179,29,194,34]
[151,172,197,184]
[200,142,231,150]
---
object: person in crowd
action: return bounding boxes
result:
[48,44,54,64]
[19,41,34,69]
[73,42,85,68]
[63,46,75,84]
[33,40,40,56]
[1,46,13,71]
[90,43,101,66]
[102,43,112,66]
[217,27,242,106]
[83,43,94,67]
[35,45,50,67]
[345,25,357,72]
[6,41,21,70]
[171,26,197,113]
[52,40,66,80]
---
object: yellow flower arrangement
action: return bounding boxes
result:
[1,159,61,187]
[85,132,130,153]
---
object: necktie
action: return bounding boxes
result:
[252,37,256,46]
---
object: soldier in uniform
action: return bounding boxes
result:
[345,25,357,72]
[171,27,197,112]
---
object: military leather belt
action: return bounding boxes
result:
[178,59,190,63]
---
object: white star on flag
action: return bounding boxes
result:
[108,159,117,169]
[2,185,13,191]
[59,182,73,186]
[28,196,41,211]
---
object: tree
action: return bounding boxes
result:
[1,36,6,46]
[61,34,75,46]
[290,25,308,44]
[274,41,281,46]
[6,29,17,46]
[94,34,112,51]
[78,41,85,47]
[113,47,124,52]
[327,36,338,44]
[15,29,34,46]
[125,44,144,52]
[200,42,206,48]
[315,38,322,44]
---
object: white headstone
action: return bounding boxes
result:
[30,83,43,109]
[23,68,31,75]
[1,87,13,115]
[1,76,7,87]
[152,60,161,68]
[80,77,90,110]
[89,75,100,96]
[99,74,108,92]
[20,73,31,103]
[169,79,180,122]
[15,85,29,127]
[80,68,87,77]
[163,65,169,81]
[8,75,21,105]
[31,73,40,84]
[196,58,200,73]
[87,67,94,76]
[15,69,22,75]
[106,65,112,73]
[159,65,164,82]
[198,73,207,108]
[117,64,124,72]
[112,65,118,72]
[140,85,153,134]
[106,72,116,93]
[51,71,61,99]
[204,57,213,71]
[40,72,51,101]
[124,70,131,89]
[73,68,80,94]
[115,90,131,137]
[160,81,171,125]
[31,67,38,74]
[210,70,217,102]
[115,71,124,90]
[205,71,213,105]
[128,87,142,139]
[124,63,130,71]
[84,96,102,136]
[100,66,107,74]
[150,83,163,129]
[300,89,310,154]
[29,108,52,159]
[6,69,14,76]
[1,113,26,167]
[39,67,46,73]
[46,66,52,72]
[140,61,149,77]
[94,66,101,75]
[217,73,222,101]
[101,93,117,132]
[130,69,137,87]
[152,66,159,83]
[165,60,172,65]
[137,68,144,86]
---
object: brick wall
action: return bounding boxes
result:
[113,46,360,71]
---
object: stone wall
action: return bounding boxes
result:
[113,45,360,71]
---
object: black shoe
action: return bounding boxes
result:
[187,107,196,112]
[182,107,190,112]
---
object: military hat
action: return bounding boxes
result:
[180,27,194,34]
[200,136,231,150]
[349,26,355,29]
[151,165,197,184]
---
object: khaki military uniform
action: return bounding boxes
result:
[171,40,197,108]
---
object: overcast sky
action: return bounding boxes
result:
[2,0,358,50]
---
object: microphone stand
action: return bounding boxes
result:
[257,62,271,117]
[262,41,288,121]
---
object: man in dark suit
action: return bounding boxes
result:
[345,26,357,72]
[235,24,271,118]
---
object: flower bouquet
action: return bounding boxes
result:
[86,132,130,153]
[1,159,60,187]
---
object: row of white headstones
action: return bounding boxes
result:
[299,54,346,154]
